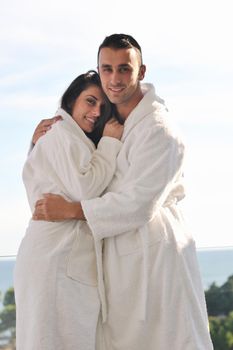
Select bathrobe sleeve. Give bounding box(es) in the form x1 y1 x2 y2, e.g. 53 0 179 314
54 135 122 201
81 125 185 240
24 125 122 205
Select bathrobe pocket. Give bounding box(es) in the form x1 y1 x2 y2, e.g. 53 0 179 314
116 219 164 256
66 222 98 286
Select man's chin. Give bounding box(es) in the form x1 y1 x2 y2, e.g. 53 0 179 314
107 96 124 104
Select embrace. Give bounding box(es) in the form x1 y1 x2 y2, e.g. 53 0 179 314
14 34 213 350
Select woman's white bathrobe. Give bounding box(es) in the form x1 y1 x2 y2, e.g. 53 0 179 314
14 108 122 350
82 84 213 350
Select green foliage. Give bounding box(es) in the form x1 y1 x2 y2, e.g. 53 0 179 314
205 275 233 316
209 316 229 349
206 276 233 350
0 287 16 337
3 287 15 308
0 305 16 333
0 280 232 349
221 277 233 314
209 313 233 350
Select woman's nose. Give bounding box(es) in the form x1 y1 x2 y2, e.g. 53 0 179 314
92 105 101 117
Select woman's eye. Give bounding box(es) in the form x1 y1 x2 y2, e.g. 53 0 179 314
87 98 95 105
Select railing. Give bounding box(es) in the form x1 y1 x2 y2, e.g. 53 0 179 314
0 249 233 350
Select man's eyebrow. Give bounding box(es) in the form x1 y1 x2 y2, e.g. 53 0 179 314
118 64 131 67
100 63 131 68
100 64 112 68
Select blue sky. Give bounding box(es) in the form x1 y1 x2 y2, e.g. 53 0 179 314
0 0 233 255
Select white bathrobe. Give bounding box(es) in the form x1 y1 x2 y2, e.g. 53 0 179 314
82 84 213 350
14 108 122 350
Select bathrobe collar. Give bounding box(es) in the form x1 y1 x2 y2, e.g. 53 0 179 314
122 83 168 142
55 107 95 148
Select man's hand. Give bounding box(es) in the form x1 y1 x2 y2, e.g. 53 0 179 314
33 194 85 221
32 116 62 145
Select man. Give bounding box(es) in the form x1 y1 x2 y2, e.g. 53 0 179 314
33 34 213 349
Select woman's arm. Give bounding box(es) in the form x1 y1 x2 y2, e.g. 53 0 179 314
33 126 184 236
27 113 123 205
31 116 123 216
48 116 123 200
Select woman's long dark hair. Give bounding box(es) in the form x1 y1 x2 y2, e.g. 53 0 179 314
60 70 113 146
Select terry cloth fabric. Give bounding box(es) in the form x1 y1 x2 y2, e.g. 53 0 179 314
14 107 122 350
81 84 214 350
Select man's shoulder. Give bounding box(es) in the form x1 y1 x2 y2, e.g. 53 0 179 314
136 108 168 131
134 111 185 148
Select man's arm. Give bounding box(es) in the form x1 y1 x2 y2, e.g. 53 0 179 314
33 194 85 221
31 116 62 145
81 126 185 240
33 126 184 239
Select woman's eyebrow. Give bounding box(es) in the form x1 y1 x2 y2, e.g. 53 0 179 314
86 95 98 100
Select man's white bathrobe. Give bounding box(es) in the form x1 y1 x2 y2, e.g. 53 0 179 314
82 84 213 350
14 108 122 350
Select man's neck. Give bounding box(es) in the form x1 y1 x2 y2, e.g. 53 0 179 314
117 88 144 120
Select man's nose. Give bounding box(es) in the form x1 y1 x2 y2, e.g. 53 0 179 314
111 71 121 85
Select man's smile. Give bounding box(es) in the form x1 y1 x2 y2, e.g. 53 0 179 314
108 87 125 93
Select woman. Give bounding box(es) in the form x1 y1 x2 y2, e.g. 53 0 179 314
14 70 123 350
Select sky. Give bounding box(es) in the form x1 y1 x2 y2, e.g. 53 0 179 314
0 0 233 255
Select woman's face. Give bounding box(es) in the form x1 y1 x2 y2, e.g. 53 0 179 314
72 85 105 133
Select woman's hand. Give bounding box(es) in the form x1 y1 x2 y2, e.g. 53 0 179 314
33 194 85 221
103 118 124 140
32 116 62 145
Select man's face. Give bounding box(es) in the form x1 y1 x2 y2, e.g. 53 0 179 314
98 47 145 107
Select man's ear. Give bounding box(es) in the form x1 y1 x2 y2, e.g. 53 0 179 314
97 66 100 74
138 64 146 81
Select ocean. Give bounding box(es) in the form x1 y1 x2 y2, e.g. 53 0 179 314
197 247 233 289
0 247 233 300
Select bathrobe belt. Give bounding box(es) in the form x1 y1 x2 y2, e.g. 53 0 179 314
95 197 178 323
94 239 108 322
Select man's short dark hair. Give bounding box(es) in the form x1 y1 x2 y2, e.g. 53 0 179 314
97 33 143 64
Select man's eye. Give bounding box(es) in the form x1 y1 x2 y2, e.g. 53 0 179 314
119 67 129 73
103 67 112 72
